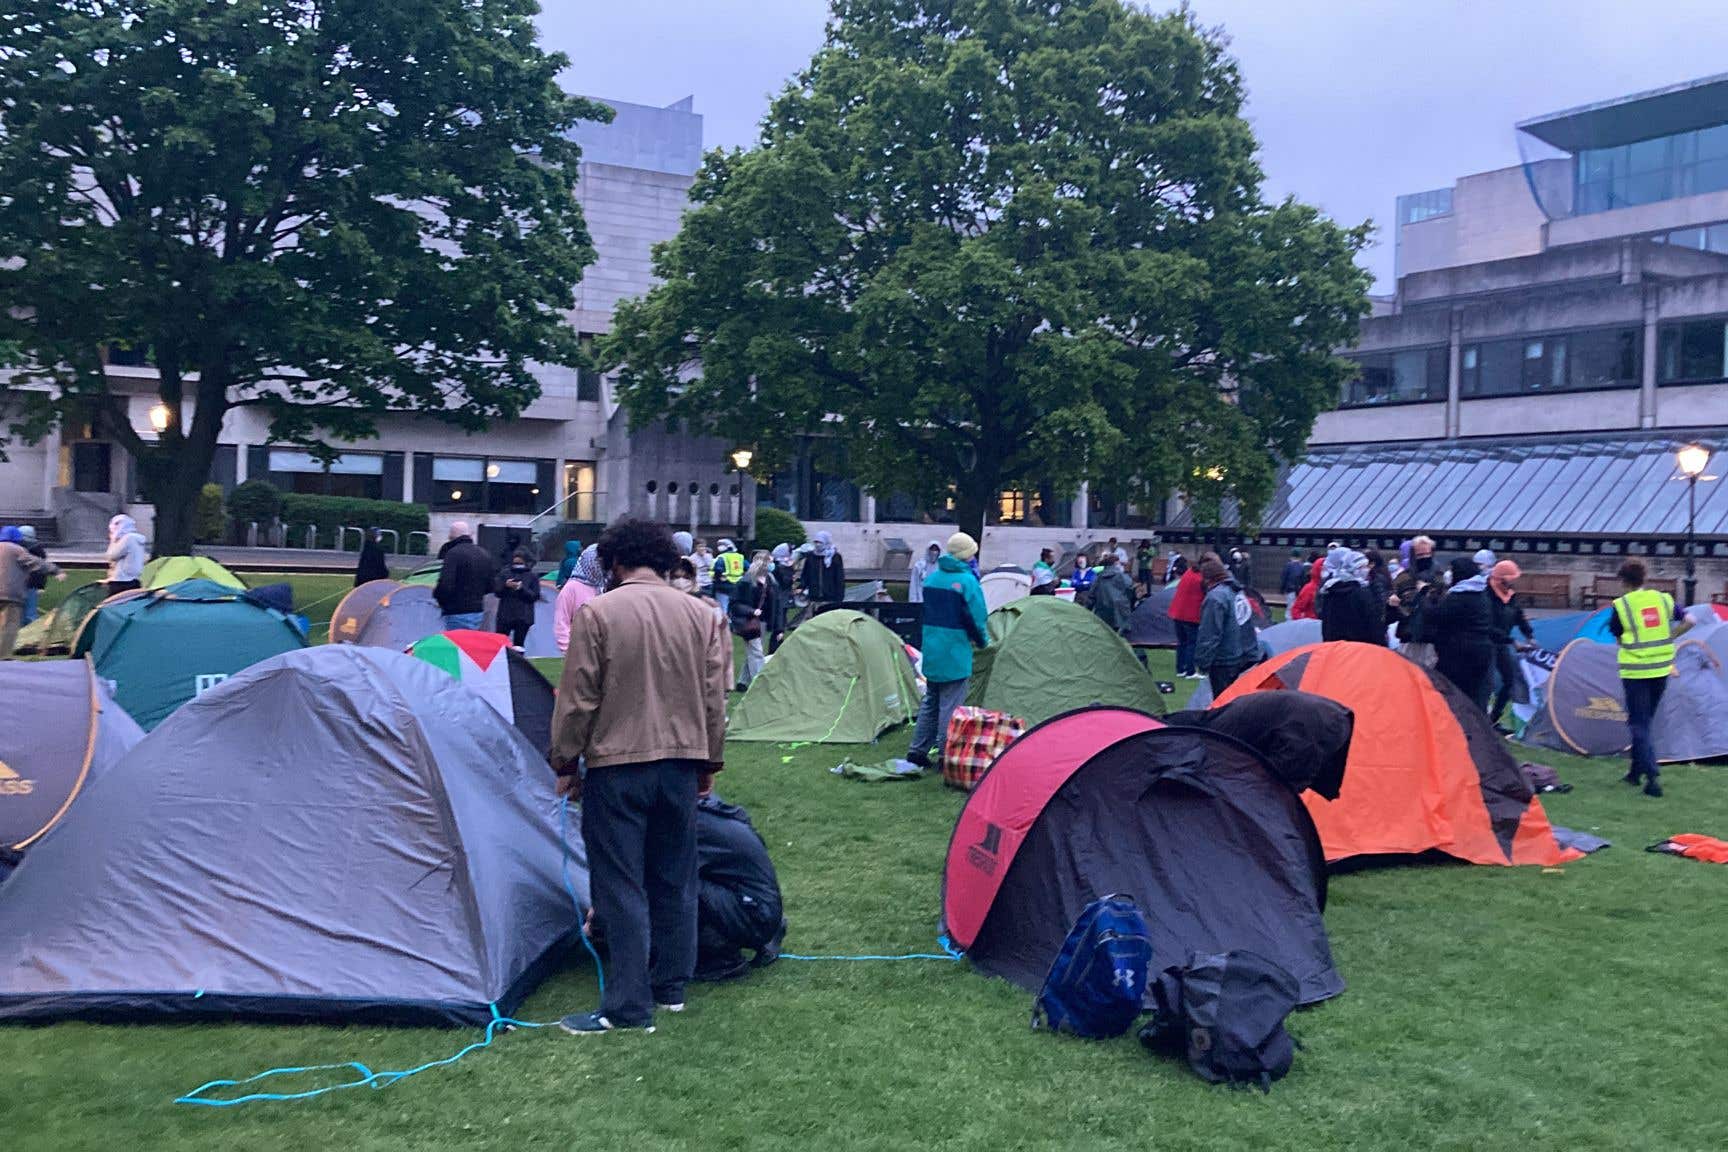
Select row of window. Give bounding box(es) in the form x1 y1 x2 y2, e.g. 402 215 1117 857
1344 317 1728 407
1576 125 1728 215
259 449 558 514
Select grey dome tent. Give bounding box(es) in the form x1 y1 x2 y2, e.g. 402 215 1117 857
0 645 587 1026
1126 583 1179 647
397 562 563 656
0 659 143 852
1521 638 1728 762
329 580 446 649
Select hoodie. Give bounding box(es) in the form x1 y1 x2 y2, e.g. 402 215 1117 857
105 515 147 583
909 540 941 604
920 553 989 683
556 540 582 588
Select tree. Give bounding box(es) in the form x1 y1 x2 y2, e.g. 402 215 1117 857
0 0 603 554
608 0 1371 544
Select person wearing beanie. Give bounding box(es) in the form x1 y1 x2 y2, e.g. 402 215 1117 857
15 524 48 625
1193 555 1259 695
1486 560 1535 732
907 532 989 769
1473 547 1497 573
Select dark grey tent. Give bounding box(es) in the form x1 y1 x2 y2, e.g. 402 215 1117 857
0 659 143 852
329 580 446 649
0 645 587 1026
1522 638 1728 762
1126 583 1179 647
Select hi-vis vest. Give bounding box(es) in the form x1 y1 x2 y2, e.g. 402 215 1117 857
718 551 746 583
1612 588 1677 679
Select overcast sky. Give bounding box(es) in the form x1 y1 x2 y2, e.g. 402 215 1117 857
539 0 1728 289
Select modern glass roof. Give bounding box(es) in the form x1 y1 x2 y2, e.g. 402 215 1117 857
1171 434 1728 538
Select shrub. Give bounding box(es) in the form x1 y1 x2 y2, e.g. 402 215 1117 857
752 506 807 552
194 483 225 543
228 479 282 528
279 494 431 553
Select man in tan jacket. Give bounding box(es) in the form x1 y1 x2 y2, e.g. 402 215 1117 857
551 517 729 1035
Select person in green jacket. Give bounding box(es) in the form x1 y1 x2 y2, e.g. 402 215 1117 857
907 533 990 769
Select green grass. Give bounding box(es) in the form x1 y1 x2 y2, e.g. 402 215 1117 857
8 649 1728 1150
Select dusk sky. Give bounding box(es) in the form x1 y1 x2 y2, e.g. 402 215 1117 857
538 1 1728 289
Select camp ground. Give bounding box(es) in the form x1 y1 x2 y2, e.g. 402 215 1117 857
728 609 919 743
393 561 563 656
407 630 557 757
968 597 1164 724
1522 637 1728 762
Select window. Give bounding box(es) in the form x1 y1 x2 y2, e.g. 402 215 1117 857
267 449 385 499
1463 328 1639 397
1658 318 1728 384
71 442 111 493
577 334 602 402
1342 347 1447 406
997 490 1027 525
1576 125 1728 215
564 462 597 522
104 343 150 368
429 456 550 513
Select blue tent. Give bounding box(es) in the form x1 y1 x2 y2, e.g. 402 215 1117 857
1529 608 1614 653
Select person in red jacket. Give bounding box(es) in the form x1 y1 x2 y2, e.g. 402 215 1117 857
1168 556 1206 679
1287 555 1324 621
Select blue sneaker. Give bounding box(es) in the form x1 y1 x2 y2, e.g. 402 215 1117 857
558 1011 654 1035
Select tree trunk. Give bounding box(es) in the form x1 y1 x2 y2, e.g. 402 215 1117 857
150 482 201 557
137 438 221 558
953 475 994 565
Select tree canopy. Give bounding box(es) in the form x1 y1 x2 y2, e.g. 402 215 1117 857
0 0 602 553
608 0 1372 541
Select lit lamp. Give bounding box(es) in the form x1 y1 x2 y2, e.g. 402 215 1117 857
1677 443 1712 606
148 403 172 433
730 449 754 538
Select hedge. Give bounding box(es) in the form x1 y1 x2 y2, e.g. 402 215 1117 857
752 506 807 552
195 484 225 544
278 494 431 554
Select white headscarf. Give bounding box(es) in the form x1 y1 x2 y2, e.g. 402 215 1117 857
814 531 835 567
1321 548 1368 591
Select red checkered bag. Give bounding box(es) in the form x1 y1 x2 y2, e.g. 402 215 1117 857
942 705 1026 791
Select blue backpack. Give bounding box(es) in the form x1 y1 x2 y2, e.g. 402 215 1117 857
1031 894 1153 1039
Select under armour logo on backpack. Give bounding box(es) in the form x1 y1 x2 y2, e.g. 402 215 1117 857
1114 966 1137 990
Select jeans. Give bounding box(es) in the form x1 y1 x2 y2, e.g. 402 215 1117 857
909 678 969 761
582 759 701 1026
1624 676 1668 783
1174 620 1198 676
1488 644 1520 722
443 611 484 631
21 588 38 626
740 636 765 687
1206 659 1251 699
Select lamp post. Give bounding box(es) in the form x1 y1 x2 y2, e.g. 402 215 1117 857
147 402 173 433
731 448 754 541
1677 443 1711 606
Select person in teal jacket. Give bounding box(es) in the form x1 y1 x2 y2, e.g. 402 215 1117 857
907 532 990 768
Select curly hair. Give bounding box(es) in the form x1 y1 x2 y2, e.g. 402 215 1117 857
596 517 680 578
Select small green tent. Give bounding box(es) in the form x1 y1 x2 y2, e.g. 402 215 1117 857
967 597 1164 725
71 578 307 730
728 609 919 743
13 581 109 655
141 555 246 590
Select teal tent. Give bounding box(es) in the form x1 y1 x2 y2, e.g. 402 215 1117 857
71 579 307 730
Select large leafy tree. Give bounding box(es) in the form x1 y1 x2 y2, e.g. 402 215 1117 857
609 0 1371 543
0 0 602 554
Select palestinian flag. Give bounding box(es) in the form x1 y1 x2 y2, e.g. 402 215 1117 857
406 630 556 757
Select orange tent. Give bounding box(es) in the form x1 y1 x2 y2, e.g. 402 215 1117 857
1215 642 1582 867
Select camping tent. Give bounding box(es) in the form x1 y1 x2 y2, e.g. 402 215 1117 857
0 645 586 1025
1184 618 1328 709
1215 642 1581 867
967 597 1163 725
980 566 1033 612
943 705 1344 1006
1521 638 1728 762
140 555 245 590
408 630 557 757
328 580 445 649
383 564 561 656
728 609 919 743
1126 584 1179 647
0 659 143 851
12 581 108 655
71 579 307 731
1529 608 1614 652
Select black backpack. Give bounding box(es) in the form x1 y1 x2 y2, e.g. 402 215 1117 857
1138 950 1300 1091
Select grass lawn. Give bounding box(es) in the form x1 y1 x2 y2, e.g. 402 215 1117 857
8 635 1728 1149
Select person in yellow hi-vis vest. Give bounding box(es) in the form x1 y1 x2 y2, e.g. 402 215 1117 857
1606 560 1691 797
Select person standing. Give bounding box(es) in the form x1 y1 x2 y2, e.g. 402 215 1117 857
551 518 729 1035
799 531 846 607
906 533 989 770
1364 548 1393 618
1029 567 1058 596
1135 540 1157 596
712 539 744 618
1473 547 1497 574
908 540 941 605
1227 548 1253 590
1607 560 1689 797
1485 560 1536 732
1430 557 1496 710
1279 548 1307 601
768 543 797 653
1164 550 1188 585
1168 558 1205 679
729 550 776 689
1 531 63 660
554 544 605 654
555 540 584 588
1089 552 1134 634
1193 556 1258 696
432 520 495 631
492 548 541 648
16 526 48 625
1318 549 1385 645
354 527 391 586
690 539 715 599
104 514 148 599
1035 547 1058 578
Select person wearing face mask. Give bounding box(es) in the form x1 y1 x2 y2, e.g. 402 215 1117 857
908 540 941 605
1430 556 1496 710
491 548 541 649
1486 561 1535 733
1389 535 1440 667
669 558 699 594
799 531 845 606
768 543 797 652
729 550 776 690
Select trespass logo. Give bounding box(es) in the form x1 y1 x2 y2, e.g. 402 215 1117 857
0 759 34 796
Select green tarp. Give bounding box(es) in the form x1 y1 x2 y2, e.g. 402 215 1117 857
728 609 919 743
966 597 1164 726
71 578 307 730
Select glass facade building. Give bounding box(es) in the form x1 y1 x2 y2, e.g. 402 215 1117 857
1576 125 1728 215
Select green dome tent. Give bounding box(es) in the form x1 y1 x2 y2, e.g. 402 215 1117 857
140 555 246 589
967 597 1164 726
71 579 307 730
728 609 919 744
13 581 109 655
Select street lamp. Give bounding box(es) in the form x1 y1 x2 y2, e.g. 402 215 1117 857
1677 443 1711 606
730 449 754 539
147 403 173 433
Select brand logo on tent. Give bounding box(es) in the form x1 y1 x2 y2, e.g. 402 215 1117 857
340 617 358 636
194 674 228 695
967 822 1003 875
0 759 33 796
1576 695 1627 722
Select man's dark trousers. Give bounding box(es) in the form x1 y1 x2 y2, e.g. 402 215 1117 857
1623 676 1668 783
582 759 701 1026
